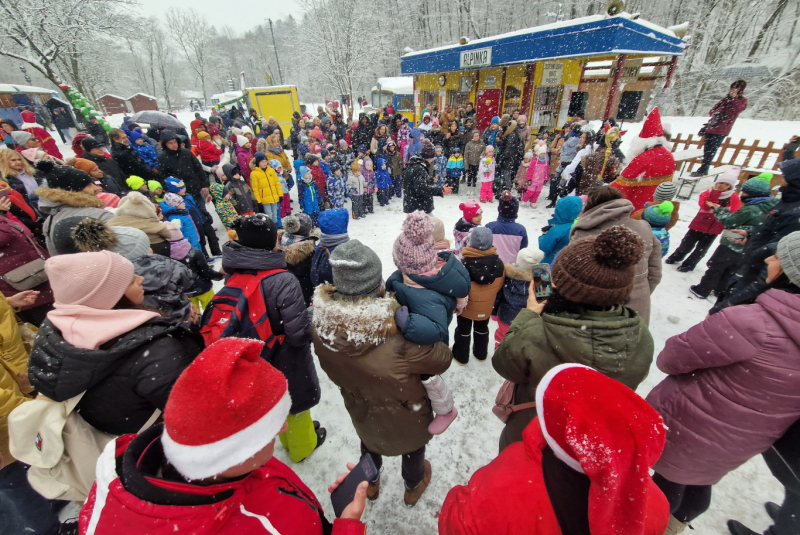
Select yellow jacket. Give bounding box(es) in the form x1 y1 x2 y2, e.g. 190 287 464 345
0 294 32 466
251 166 284 205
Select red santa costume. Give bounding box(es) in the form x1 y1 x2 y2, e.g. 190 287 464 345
611 107 674 211
19 110 63 160
438 363 670 535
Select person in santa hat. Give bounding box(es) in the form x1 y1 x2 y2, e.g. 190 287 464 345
79 337 368 535
610 107 675 211
18 110 63 160
438 363 670 535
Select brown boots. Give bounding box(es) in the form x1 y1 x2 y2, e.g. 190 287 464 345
366 476 380 501
403 460 432 507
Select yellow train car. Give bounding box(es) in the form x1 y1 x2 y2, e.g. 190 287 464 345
370 77 414 121
245 85 301 139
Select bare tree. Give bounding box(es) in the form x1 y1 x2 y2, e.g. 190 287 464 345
166 8 217 106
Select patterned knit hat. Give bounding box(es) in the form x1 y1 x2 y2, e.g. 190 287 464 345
777 231 800 287
393 211 437 275
642 201 674 228
653 181 678 202
163 192 184 208
459 201 482 222
498 191 519 219
742 176 772 197
552 226 644 307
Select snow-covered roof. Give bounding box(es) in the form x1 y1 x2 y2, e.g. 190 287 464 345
401 13 686 75
128 93 157 100
180 90 204 99
245 85 297 91
0 83 56 94
371 77 414 95
99 94 127 101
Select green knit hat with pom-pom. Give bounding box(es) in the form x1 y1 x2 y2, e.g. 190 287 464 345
643 201 674 228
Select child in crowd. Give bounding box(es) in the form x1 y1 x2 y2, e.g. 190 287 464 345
167 221 224 311
250 153 283 225
375 138 389 164
271 160 291 219
338 139 355 171
165 177 213 257
209 182 238 231
454 200 483 258
376 158 393 206
347 161 366 220
196 131 222 167
277 213 317 307
539 195 583 266
385 211 471 434
431 216 454 253
454 227 505 365
494 247 545 347
299 165 321 227
433 145 447 187
161 193 201 251
464 130 485 198
387 139 404 197
126 175 151 197
327 161 347 209
147 180 165 203
128 129 159 172
361 158 376 215
221 164 257 216
446 146 464 194
293 159 306 206
642 201 674 257
486 192 530 264
631 181 681 230
235 137 252 183
478 146 496 203
666 170 741 272
523 142 549 208
307 155 328 210
516 151 533 197
398 117 411 158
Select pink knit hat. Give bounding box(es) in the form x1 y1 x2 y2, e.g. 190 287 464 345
45 250 134 309
459 200 482 222
393 211 437 275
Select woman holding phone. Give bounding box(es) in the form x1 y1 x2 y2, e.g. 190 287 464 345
492 226 655 451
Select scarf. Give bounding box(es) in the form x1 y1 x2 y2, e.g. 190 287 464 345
266 145 283 155
719 188 734 200
319 233 349 248
48 303 159 350
281 232 302 245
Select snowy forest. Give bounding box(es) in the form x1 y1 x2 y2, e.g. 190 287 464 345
0 0 798 119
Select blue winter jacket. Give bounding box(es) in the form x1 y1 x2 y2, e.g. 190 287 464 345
385 251 471 346
300 176 321 215
375 159 393 189
161 203 202 251
539 196 583 265
496 264 531 325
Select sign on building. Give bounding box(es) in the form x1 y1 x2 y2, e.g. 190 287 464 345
541 62 564 86
619 58 643 84
460 47 493 69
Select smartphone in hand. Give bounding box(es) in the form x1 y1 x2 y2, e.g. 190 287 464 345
331 454 379 518
531 263 553 299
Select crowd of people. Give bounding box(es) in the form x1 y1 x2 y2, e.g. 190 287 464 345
0 86 797 535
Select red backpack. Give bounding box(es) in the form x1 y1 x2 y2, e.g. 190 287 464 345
200 269 286 356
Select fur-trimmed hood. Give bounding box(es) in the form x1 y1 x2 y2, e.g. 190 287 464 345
504 263 533 281
277 235 318 265
36 187 107 215
312 284 400 350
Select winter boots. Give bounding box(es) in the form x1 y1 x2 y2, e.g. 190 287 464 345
664 515 690 535
403 460 432 506
367 476 381 501
422 375 458 435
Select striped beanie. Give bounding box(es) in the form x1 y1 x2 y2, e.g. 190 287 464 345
653 181 678 202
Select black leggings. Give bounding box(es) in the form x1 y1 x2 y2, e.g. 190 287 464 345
667 229 718 270
701 133 726 169
652 473 712 523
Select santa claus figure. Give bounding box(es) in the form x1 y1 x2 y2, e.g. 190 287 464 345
611 107 674 211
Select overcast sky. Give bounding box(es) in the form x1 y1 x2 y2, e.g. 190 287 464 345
135 0 306 31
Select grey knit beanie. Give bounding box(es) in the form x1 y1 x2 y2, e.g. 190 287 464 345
777 231 800 287
110 226 150 262
469 227 494 251
331 239 383 297
653 181 678 202
295 213 313 237
283 215 301 234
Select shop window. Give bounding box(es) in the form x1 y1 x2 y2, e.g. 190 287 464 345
449 90 471 110
568 91 589 118
371 91 392 108
396 95 413 111
421 90 438 111
531 86 562 130
503 85 522 115
616 91 643 121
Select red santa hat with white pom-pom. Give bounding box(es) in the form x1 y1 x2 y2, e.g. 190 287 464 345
161 337 291 480
536 364 668 535
619 107 675 183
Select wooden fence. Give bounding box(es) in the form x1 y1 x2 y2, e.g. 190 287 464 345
670 134 796 174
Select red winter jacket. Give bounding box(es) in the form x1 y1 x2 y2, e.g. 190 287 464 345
311 165 328 202
438 420 669 535
20 110 63 160
688 189 741 235
197 139 222 162
80 429 365 535
706 96 748 136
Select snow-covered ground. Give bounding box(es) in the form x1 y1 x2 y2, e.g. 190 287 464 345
59 111 790 533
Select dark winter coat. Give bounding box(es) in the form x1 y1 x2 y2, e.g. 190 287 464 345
0 216 53 310
134 254 194 320
385 251 471 346
461 246 505 322
705 95 748 136
222 164 257 214
158 133 209 197
85 122 110 145
78 152 127 195
219 241 320 414
352 116 373 151
312 285 452 456
493 305 653 450
28 317 202 435
647 289 800 486
37 187 115 256
715 196 778 253
277 231 318 307
402 154 445 214
496 130 524 179
426 128 445 148
387 150 403 176
443 131 463 158
496 263 531 325
110 142 158 181
173 247 223 298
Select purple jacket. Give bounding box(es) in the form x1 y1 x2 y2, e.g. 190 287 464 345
486 217 528 264
647 289 800 486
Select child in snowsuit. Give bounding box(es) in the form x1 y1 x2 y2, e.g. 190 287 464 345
375 158 393 206
327 161 347 209
361 158 376 214
168 222 224 311
347 161 366 220
454 201 483 258
293 159 306 206
464 130 486 197
539 195 583 266
516 151 532 197
398 117 411 159
433 145 447 187
129 129 159 172
298 165 321 227
478 146 496 203
494 247 545 347
453 227 505 365
523 141 549 207
385 211 471 434
375 137 389 164
446 146 464 194
221 164 257 216
161 193 201 251
666 171 741 272
642 201 674 257
209 182 238 230
387 140 403 197
196 131 223 167
165 177 214 257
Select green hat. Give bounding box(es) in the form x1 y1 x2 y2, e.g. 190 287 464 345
147 180 162 192
754 171 773 183
126 175 145 191
642 201 674 228
741 177 771 197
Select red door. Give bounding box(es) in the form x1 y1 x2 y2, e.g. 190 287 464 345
476 89 503 131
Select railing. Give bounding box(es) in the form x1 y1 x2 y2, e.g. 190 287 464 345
670 134 796 173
